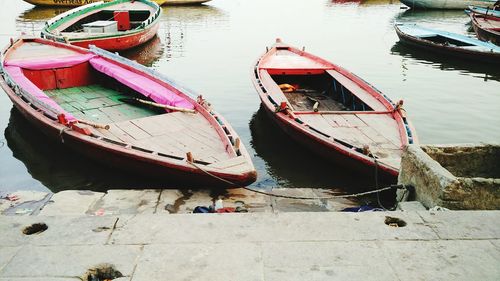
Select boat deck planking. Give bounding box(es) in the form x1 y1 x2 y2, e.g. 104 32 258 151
45 85 230 164
6 42 80 61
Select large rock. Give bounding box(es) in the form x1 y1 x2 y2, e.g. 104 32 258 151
398 144 500 210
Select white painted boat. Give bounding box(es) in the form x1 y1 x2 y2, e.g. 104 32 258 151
400 0 496 9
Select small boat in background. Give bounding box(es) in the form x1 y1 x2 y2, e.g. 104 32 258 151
466 5 500 17
41 0 161 51
251 39 417 182
470 13 500 44
400 0 496 9
0 37 257 187
22 0 169 7
395 23 500 63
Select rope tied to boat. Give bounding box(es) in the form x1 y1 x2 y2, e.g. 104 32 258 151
186 161 407 200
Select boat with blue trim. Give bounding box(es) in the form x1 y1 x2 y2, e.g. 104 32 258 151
466 5 500 17
395 23 500 63
400 0 496 9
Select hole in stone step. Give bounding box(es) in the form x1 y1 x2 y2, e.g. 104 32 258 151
22 223 48 235
384 216 407 228
81 264 123 281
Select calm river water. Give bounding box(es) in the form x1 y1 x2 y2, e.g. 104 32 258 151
0 0 499 193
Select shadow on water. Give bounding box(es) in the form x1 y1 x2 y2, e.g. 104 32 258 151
4 108 186 193
249 106 377 193
16 6 71 35
391 42 500 82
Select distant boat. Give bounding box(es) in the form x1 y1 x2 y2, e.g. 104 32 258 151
251 39 417 182
395 23 500 63
400 0 496 9
0 37 257 187
41 0 161 51
466 5 500 17
470 13 500 45
22 0 169 7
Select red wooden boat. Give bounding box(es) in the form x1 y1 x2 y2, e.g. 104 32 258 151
41 0 161 51
251 39 417 182
471 13 500 45
0 37 257 187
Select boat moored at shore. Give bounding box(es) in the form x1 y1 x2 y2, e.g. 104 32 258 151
0 37 257 187
251 39 417 182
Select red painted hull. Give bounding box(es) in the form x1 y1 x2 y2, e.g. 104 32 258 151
71 21 160 51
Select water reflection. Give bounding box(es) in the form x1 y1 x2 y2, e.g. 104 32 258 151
4 108 175 192
396 9 471 33
16 6 70 35
391 42 500 82
159 5 228 61
120 35 164 67
249 106 375 192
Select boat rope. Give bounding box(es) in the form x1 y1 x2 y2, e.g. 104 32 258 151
187 161 406 200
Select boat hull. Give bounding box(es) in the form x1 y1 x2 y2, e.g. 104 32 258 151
1 77 256 188
70 21 160 51
471 15 500 45
395 25 500 63
400 0 496 9
22 0 169 7
260 103 398 183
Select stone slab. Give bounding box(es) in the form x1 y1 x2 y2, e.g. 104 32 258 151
381 240 500 281
109 211 437 245
397 201 427 211
88 189 161 215
418 211 500 239
0 247 21 273
39 190 104 216
0 191 52 215
156 189 185 214
271 188 329 212
262 241 398 281
222 188 272 213
0 245 142 278
133 243 262 281
0 216 122 246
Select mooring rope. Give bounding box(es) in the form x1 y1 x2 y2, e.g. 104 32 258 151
187 161 405 200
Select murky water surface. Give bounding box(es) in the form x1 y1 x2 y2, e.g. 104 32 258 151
0 0 499 193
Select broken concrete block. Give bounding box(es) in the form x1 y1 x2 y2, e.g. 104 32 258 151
398 144 500 210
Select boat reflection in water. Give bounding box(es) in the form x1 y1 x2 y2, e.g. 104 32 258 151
120 35 164 67
159 5 228 61
4 108 174 193
396 9 473 33
391 42 500 82
328 0 398 6
16 6 70 35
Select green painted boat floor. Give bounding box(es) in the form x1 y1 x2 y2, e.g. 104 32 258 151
45 85 158 124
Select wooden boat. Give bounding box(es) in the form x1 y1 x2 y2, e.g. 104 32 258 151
395 23 500 63
466 5 500 17
400 0 496 9
251 39 417 182
470 13 500 45
22 0 169 7
0 37 257 187
41 0 161 51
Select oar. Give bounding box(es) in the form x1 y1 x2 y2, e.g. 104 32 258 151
119 98 196 114
77 119 110 130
